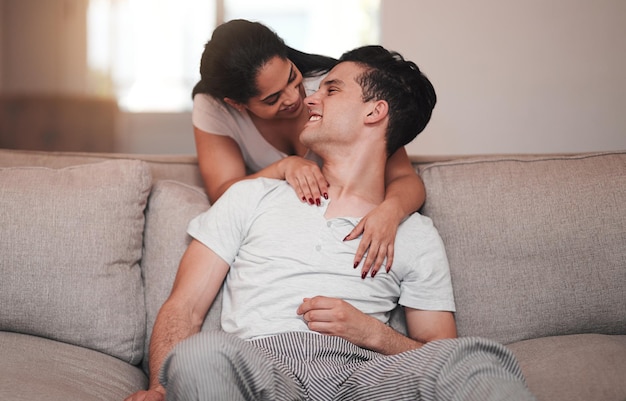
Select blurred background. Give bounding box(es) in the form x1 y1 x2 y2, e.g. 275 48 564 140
1 0 625 156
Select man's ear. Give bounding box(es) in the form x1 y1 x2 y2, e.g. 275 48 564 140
223 97 245 112
364 100 389 124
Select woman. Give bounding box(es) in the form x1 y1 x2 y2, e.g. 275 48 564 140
192 19 426 277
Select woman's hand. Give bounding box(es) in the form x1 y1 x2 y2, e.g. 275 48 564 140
344 200 403 278
281 156 329 206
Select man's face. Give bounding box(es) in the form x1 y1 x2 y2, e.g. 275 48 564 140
301 62 370 149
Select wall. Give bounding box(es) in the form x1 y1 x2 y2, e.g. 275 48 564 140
1 0 625 155
0 1 3 92
382 0 626 156
2 0 87 95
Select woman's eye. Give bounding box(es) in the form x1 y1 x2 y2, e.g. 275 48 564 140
265 96 279 106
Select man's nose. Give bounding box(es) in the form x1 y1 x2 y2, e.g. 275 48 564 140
304 91 319 106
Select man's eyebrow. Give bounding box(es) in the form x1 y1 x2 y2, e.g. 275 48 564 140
321 78 345 88
260 64 294 103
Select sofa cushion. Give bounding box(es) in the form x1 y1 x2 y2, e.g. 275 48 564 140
0 160 151 364
141 180 223 373
0 331 148 401
507 334 626 401
419 152 626 344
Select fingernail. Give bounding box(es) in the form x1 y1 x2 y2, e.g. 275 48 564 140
361 270 367 279
386 265 391 273
343 235 350 242
323 192 329 200
316 198 321 206
371 270 377 278
302 196 307 202
308 198 314 205
353 261 359 269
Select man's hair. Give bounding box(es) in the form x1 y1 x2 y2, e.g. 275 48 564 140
338 46 436 156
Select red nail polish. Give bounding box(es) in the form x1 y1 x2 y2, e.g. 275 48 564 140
353 261 359 269
323 193 329 200
344 235 350 242
302 196 307 202
316 198 321 206
308 198 314 205
361 270 367 279
371 270 377 278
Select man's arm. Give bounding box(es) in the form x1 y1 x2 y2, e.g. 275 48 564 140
125 239 230 401
297 296 456 355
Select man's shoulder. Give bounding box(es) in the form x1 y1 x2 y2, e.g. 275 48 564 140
400 212 437 233
225 178 291 202
230 177 286 191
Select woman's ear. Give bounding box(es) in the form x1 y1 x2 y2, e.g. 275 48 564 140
364 100 389 124
223 97 245 112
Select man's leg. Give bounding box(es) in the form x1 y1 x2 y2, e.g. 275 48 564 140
160 330 306 401
335 336 537 401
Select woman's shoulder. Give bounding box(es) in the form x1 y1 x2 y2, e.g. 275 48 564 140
193 92 227 112
192 93 252 138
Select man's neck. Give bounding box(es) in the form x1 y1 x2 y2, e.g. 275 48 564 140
321 152 387 219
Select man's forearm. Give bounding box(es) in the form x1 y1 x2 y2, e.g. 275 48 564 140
147 301 201 391
362 317 424 355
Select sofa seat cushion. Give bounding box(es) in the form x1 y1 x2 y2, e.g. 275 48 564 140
507 334 626 401
0 160 151 364
419 152 626 344
0 331 148 401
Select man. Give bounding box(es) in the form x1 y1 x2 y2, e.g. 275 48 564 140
127 46 535 401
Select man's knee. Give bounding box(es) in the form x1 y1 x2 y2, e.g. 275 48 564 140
160 331 244 400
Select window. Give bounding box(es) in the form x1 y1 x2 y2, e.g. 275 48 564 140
88 0 379 112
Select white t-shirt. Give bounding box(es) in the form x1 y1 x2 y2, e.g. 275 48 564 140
187 178 456 340
192 75 325 172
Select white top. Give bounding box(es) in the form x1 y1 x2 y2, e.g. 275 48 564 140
192 75 325 172
187 178 456 340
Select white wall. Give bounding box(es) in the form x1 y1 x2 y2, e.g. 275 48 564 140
382 0 626 156
2 0 625 155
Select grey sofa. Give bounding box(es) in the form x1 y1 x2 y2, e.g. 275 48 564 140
1 148 624 401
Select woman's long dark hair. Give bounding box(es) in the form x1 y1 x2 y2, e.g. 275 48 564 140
191 19 336 103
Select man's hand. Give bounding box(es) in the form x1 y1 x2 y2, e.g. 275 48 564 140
296 296 377 348
124 388 165 401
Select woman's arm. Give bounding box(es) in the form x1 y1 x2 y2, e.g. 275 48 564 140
195 127 329 204
344 147 426 277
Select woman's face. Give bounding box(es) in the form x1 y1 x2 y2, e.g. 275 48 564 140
243 56 306 120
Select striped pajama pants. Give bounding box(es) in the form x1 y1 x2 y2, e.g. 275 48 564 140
160 331 536 401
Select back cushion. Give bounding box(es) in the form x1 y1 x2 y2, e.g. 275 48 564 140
0 160 151 364
141 180 222 374
419 152 626 344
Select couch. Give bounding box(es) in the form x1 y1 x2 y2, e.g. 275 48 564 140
1 147 624 401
